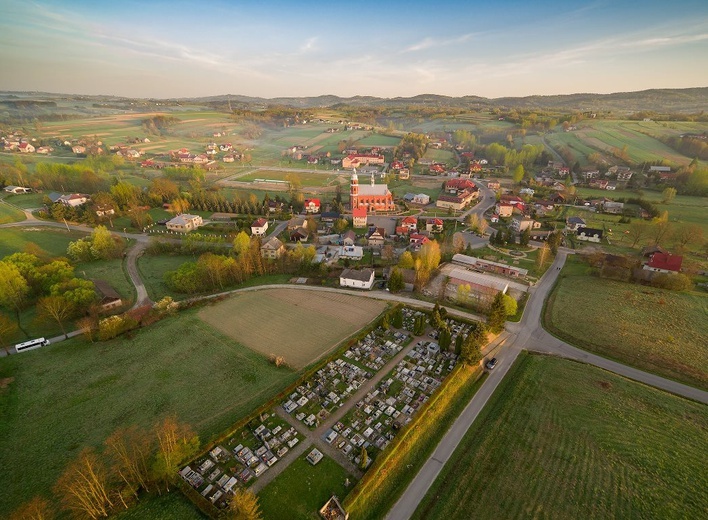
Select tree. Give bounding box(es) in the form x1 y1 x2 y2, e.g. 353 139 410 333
151 417 200 492
9 496 54 520
466 213 480 232
90 226 122 260
627 221 650 248
0 260 30 336
651 218 672 247
390 307 403 329
488 292 507 333
417 241 441 271
333 218 349 234
228 488 263 520
512 164 525 183
387 267 404 292
359 447 369 470
105 426 153 499
54 448 114 519
661 187 677 204
438 326 452 350
77 316 98 343
382 244 395 265
502 294 517 316
536 243 551 272
36 295 73 338
398 251 414 269
460 324 487 364
672 224 704 252
413 315 426 336
520 228 531 247
233 231 251 256
478 218 488 236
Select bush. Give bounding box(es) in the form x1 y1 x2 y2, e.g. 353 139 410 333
651 273 693 291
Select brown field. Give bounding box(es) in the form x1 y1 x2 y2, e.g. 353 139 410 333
197 289 387 369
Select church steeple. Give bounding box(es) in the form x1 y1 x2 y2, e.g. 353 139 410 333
350 169 359 209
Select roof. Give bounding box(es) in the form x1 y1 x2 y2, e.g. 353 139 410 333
448 268 509 292
352 207 367 218
445 178 477 191
452 254 528 276
577 226 603 237
647 252 683 272
358 184 390 196
342 229 357 240
252 218 268 227
428 218 444 225
402 216 417 224
567 216 586 225
93 279 121 300
305 198 321 206
340 268 375 282
261 236 284 250
168 214 200 226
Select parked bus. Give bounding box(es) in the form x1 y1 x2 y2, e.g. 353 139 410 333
15 337 50 353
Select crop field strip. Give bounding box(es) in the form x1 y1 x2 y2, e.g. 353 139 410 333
197 289 387 369
412 353 708 520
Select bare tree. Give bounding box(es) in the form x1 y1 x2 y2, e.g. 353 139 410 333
36 295 73 339
105 426 153 498
151 417 199 492
54 448 114 519
0 314 18 355
627 221 650 248
9 496 54 520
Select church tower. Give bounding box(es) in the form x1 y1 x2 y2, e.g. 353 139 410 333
350 169 359 210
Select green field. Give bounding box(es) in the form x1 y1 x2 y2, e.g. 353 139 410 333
354 134 401 147
76 258 135 302
0 202 26 224
238 169 347 187
1 193 47 209
258 455 354 520
545 256 708 389
0 226 88 258
138 254 196 300
113 492 204 520
0 310 298 515
413 353 708 520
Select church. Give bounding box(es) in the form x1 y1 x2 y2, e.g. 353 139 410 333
350 169 395 212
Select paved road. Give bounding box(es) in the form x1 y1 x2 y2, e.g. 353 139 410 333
386 250 708 519
125 240 152 308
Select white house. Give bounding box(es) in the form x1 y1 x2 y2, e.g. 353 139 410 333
340 268 375 290
3 185 31 194
251 218 269 236
166 214 203 233
576 227 603 243
340 245 364 260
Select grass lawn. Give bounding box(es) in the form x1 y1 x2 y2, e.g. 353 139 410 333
412 353 708 520
354 134 401 147
76 258 136 302
545 256 708 390
0 227 88 259
138 254 197 300
239 169 346 187
1 193 46 209
258 454 354 520
0 202 26 224
113 492 205 520
0 310 298 516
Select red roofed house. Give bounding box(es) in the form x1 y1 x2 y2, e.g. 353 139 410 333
426 218 444 233
304 198 321 214
342 154 385 169
251 218 269 236
401 216 418 232
643 252 683 274
352 207 367 228
500 195 525 211
495 203 514 218
409 234 430 247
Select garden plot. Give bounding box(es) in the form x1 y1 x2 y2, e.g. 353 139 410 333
282 326 410 429
198 289 387 369
180 412 305 510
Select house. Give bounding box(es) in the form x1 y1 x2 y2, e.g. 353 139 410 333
304 199 321 213
251 218 269 236
565 216 586 231
18 142 35 153
342 154 385 169
340 245 363 260
649 165 671 173
261 237 285 259
426 218 444 233
321 211 340 223
288 217 306 230
57 194 90 207
511 216 540 233
401 216 418 232
367 227 385 248
352 207 367 228
452 254 528 278
603 201 624 214
589 179 609 190
72 145 86 155
3 185 31 194
436 190 478 211
340 268 375 290
500 195 525 211
342 230 357 246
576 227 603 242
490 214 499 223
93 279 123 312
519 188 535 196
495 203 514 218
166 214 203 232
223 154 235 163
412 193 431 205
409 233 430 247
486 180 500 190
398 168 410 180
290 227 309 242
641 245 668 258
582 169 600 180
643 252 683 274
267 200 284 213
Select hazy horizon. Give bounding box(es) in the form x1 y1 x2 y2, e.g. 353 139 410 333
2 0 707 99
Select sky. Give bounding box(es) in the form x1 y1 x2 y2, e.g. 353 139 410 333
1 0 707 99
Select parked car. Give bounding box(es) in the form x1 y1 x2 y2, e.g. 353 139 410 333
485 358 498 370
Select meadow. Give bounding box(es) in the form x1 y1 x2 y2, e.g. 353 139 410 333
0 226 87 258
258 454 354 520
0 310 299 516
198 289 387 369
412 353 708 520
0 200 26 224
238 169 347 187
545 256 708 389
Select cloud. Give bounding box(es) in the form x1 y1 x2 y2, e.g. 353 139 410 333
402 32 477 53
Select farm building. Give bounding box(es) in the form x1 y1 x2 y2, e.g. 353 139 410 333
166 214 203 233
446 268 509 309
3 185 31 194
643 252 683 274
452 254 528 278
93 279 123 312
340 268 375 290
